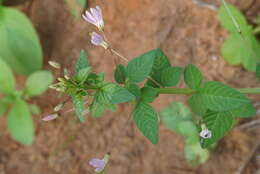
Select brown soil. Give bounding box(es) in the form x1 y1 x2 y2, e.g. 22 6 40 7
0 0 260 174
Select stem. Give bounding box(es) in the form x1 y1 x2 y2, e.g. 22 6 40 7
110 48 129 62
237 88 260 94
157 88 197 94
157 88 260 95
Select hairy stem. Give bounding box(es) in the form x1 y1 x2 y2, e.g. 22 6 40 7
157 88 260 95
237 88 260 94
157 88 197 94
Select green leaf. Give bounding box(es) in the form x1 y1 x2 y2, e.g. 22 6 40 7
256 63 260 81
230 103 256 118
221 33 260 72
149 48 171 81
218 3 250 35
161 102 193 133
0 8 43 75
0 96 13 116
188 94 207 116
184 142 209 165
177 121 198 142
111 86 136 104
184 64 203 90
140 86 158 103
126 51 155 83
200 81 249 112
133 102 159 144
76 67 91 83
126 83 141 98
0 58 15 94
29 104 41 115
201 111 234 148
26 71 53 96
160 66 182 87
90 100 106 118
75 50 90 74
7 98 34 145
90 84 116 117
114 64 127 84
72 95 85 122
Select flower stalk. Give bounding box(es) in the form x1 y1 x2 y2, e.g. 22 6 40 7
157 87 260 95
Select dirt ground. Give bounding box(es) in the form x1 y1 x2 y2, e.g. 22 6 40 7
0 0 260 173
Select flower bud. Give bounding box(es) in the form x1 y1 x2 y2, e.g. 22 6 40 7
90 32 109 49
54 103 64 112
48 61 61 69
42 114 58 121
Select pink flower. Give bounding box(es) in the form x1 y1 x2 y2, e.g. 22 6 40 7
83 6 104 31
42 114 58 121
90 32 109 49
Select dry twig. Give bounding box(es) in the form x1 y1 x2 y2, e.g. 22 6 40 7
192 0 218 11
235 140 260 174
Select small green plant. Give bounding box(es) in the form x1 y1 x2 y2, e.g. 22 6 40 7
219 3 260 72
161 102 209 165
50 48 258 148
45 1 260 172
0 3 43 75
0 59 53 145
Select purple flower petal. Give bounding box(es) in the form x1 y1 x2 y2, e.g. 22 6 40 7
82 11 96 25
89 158 106 173
91 32 105 46
83 6 104 30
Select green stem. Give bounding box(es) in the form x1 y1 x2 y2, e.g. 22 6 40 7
157 88 260 95
157 88 197 94
237 88 260 94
